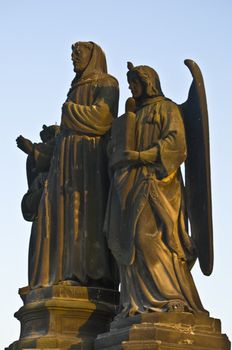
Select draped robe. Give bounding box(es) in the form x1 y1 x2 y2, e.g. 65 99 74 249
29 45 119 288
106 96 206 316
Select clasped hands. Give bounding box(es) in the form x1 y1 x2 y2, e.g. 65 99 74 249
111 147 158 170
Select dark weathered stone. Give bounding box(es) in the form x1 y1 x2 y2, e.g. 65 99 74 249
95 312 230 350
11 46 230 350
6 286 119 350
106 61 210 317
16 41 119 290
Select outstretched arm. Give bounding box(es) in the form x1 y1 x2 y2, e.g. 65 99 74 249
16 135 33 155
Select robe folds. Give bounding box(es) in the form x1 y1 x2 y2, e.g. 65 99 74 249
28 57 119 288
106 96 206 316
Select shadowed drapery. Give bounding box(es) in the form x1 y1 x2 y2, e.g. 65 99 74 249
28 42 119 289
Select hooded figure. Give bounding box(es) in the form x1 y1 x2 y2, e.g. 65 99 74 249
105 63 206 317
28 42 119 289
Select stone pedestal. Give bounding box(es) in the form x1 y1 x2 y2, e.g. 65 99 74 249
6 285 119 350
95 312 231 350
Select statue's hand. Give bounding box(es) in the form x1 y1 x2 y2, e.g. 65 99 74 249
111 150 139 169
16 135 33 155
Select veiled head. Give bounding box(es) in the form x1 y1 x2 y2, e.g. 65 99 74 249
71 42 93 74
71 41 107 77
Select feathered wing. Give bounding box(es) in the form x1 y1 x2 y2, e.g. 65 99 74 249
180 59 213 276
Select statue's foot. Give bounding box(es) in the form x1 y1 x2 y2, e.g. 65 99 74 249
166 300 186 312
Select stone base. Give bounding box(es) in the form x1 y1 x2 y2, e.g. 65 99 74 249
6 285 119 350
95 312 231 350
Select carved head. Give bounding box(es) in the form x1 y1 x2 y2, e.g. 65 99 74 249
71 41 107 77
71 42 93 74
127 62 164 99
40 124 60 143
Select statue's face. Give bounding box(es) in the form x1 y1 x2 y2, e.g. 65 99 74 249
128 76 144 99
71 42 92 74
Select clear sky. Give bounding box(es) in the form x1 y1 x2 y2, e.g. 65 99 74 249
0 0 231 348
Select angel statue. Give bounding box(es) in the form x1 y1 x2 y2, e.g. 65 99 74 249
105 60 213 318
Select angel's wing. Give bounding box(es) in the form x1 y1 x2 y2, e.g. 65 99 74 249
180 59 213 276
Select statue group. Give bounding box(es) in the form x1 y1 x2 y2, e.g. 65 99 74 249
13 41 230 350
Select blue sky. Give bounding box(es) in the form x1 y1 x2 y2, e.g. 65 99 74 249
0 0 231 348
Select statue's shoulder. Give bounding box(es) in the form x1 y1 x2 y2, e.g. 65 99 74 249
160 97 177 107
97 72 119 88
158 97 181 114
